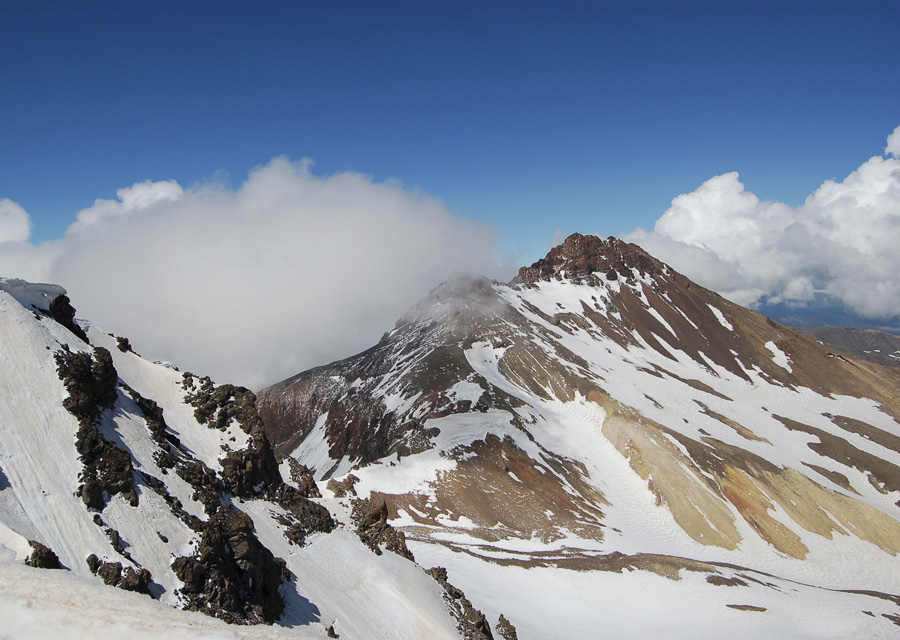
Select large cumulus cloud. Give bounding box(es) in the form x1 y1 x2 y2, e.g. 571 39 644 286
1 157 500 388
625 128 900 321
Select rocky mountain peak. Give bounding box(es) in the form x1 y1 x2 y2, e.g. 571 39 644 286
513 232 662 284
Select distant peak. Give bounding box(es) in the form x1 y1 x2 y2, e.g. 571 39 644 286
512 233 661 285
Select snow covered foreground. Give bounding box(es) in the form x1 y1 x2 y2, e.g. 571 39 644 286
0 558 318 640
0 279 466 639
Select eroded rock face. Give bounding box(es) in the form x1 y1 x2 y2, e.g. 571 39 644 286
172 506 288 624
182 373 284 500
326 474 359 498
55 346 138 509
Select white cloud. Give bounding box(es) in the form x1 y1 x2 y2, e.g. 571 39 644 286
624 130 900 320
0 157 501 389
886 125 900 158
0 199 32 244
68 180 183 235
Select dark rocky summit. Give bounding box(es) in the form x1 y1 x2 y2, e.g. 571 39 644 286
514 233 662 284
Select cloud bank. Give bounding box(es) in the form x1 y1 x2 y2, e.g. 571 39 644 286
1 158 500 389
625 127 900 323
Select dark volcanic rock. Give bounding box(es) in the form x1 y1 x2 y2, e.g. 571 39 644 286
86 553 152 595
141 472 204 532
184 374 260 434
55 346 118 418
48 293 89 343
175 459 224 515
219 432 281 498
172 506 288 624
55 346 138 509
351 496 414 561
268 482 335 546
182 373 284 499
115 335 132 353
25 541 62 569
128 389 179 471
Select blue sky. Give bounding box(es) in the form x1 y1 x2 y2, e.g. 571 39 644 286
2 1 899 385
3 1 898 258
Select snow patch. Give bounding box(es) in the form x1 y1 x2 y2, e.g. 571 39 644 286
765 341 792 372
708 304 734 331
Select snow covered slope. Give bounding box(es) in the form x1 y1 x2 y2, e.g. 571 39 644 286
0 277 470 639
259 233 900 639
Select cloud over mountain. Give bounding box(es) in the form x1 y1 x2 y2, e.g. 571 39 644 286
0 157 499 388
625 127 900 322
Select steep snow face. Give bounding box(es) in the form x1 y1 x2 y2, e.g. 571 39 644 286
0 281 467 640
260 233 900 639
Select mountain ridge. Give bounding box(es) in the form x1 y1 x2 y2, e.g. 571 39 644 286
258 232 900 638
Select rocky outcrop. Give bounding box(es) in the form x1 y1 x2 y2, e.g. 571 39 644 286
48 293 89 343
327 474 359 498
495 615 518 640
351 496 414 561
115 335 133 353
426 567 494 640
86 554 152 595
182 373 284 499
269 482 334 546
287 458 320 498
220 433 282 498
25 541 62 569
140 472 203 532
183 374 260 433
55 346 137 509
171 506 288 624
179 373 335 546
